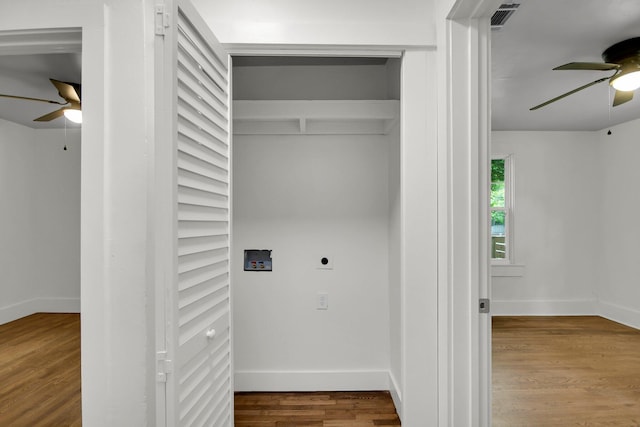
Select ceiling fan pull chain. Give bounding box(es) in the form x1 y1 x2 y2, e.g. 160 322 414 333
607 87 612 136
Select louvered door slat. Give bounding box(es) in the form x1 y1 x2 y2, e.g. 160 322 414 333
178 136 229 171
178 103 228 145
177 25 228 93
178 262 228 291
177 60 227 112
178 120 228 153
178 235 228 256
178 168 228 197
164 1 232 426
178 75 228 131
178 150 229 184
178 187 228 211
177 221 227 239
176 47 227 108
179 275 228 310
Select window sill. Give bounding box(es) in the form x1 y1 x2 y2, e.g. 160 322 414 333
491 264 525 277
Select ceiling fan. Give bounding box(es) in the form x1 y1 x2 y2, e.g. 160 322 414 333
531 37 640 110
0 78 82 123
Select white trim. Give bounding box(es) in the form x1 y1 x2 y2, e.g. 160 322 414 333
492 300 640 330
492 299 597 316
388 371 403 421
233 100 399 135
400 49 439 425
0 28 81 55
476 17 492 426
441 1 504 425
491 264 525 277
234 370 390 392
228 43 236 427
441 15 491 427
598 300 640 330
0 297 80 325
228 46 403 58
153 1 173 424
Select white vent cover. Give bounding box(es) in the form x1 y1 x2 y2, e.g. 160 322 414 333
491 3 520 30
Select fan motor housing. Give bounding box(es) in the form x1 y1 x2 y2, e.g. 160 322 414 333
602 37 640 63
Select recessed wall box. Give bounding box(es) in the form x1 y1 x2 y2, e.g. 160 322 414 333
244 249 272 271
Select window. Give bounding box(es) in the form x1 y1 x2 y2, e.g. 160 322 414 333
491 155 512 263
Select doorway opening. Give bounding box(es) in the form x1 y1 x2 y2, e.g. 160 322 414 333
0 29 82 425
230 55 403 416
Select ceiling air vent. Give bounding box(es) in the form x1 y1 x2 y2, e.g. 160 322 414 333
491 3 520 30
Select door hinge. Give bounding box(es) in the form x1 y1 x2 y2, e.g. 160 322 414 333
479 298 490 314
156 350 173 383
155 5 170 36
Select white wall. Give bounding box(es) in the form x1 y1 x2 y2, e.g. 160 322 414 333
491 131 601 315
33 129 81 306
233 133 392 390
492 122 640 328
598 118 640 328
0 119 80 324
387 119 402 407
192 0 436 47
0 120 37 322
233 64 394 100
385 59 402 407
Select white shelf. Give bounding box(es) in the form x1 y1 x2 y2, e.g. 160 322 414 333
233 100 399 135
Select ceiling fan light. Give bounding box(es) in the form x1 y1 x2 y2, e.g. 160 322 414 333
64 108 82 124
611 70 640 92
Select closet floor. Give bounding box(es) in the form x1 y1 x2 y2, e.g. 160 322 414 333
235 391 401 426
0 313 81 426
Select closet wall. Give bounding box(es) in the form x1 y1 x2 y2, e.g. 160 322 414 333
232 58 402 391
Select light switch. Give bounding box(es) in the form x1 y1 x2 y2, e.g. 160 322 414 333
317 292 329 310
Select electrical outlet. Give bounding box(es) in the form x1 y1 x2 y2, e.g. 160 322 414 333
317 292 329 310
316 255 333 270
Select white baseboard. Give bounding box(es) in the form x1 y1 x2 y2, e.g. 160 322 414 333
492 299 597 316
388 370 402 421
0 297 80 325
598 300 640 330
234 370 390 392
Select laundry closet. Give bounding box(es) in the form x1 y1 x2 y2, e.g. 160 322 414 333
231 56 403 394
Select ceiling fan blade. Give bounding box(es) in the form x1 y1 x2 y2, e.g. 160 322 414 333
613 90 634 107
50 78 81 103
530 77 609 110
554 62 620 71
0 93 66 105
34 107 66 122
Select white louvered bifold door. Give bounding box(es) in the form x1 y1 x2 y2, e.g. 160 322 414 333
159 1 232 425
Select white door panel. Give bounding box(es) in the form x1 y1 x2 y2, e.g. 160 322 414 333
158 1 232 425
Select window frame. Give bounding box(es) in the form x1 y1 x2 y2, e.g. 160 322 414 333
490 154 513 265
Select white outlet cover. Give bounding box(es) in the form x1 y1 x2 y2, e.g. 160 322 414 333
317 292 329 310
316 254 333 270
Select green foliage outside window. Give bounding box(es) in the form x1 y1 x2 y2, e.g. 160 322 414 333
491 159 505 226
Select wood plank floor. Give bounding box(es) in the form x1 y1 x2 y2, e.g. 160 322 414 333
5 313 638 426
234 391 401 426
493 316 640 426
0 313 81 427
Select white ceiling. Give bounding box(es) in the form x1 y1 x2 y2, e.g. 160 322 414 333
492 0 640 131
1 3 639 132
